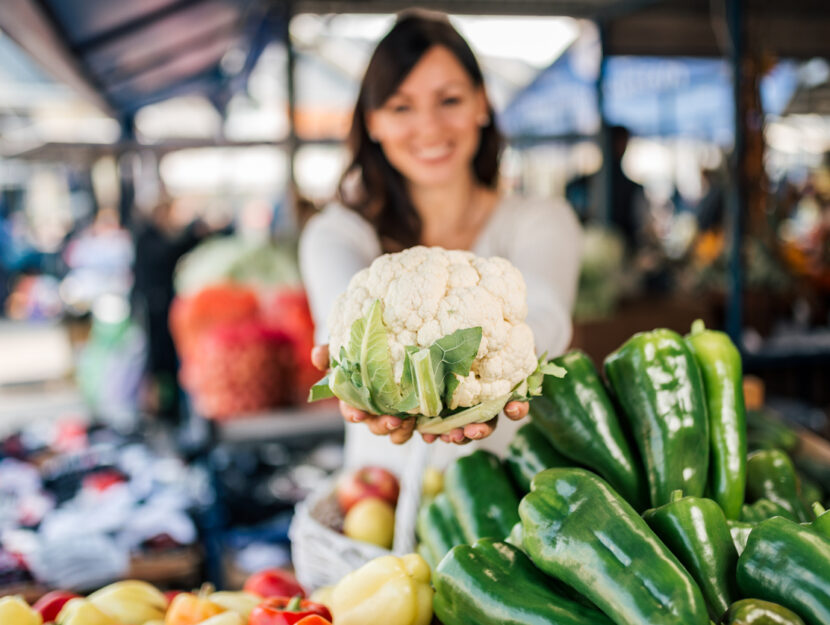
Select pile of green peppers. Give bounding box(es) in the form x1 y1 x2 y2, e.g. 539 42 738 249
417 322 830 625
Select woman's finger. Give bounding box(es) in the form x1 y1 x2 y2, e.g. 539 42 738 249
463 419 496 440
439 428 467 444
311 344 330 371
339 400 367 423
420 433 438 444
389 418 415 445
504 401 529 420
366 414 402 436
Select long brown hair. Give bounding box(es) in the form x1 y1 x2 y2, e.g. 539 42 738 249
337 11 503 252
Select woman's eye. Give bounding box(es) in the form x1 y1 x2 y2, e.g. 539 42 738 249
442 96 461 106
390 104 410 113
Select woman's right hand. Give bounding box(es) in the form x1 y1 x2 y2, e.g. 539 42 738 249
311 344 416 444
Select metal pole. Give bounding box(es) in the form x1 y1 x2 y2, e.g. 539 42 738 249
725 0 745 344
284 1 298 195
597 20 612 226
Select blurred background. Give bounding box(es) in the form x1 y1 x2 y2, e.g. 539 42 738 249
0 0 828 597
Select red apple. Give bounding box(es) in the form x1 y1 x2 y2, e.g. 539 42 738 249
244 568 305 599
336 466 399 513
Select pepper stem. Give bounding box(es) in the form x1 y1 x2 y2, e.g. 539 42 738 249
814 502 827 517
690 319 706 335
287 595 303 612
670 490 684 503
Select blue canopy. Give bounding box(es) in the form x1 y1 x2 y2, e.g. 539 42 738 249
500 50 800 145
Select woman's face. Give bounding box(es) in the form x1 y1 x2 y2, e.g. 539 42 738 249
366 45 489 190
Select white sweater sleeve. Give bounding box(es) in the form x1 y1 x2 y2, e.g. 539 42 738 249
299 204 382 345
476 197 582 357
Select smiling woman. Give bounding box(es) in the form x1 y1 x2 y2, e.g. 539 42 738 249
299 10 583 468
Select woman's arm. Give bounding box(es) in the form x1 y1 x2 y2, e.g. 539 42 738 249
506 198 583 357
299 205 381 345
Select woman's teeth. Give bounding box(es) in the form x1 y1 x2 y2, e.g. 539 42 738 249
415 145 452 160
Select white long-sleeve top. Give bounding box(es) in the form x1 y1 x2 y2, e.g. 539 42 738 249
299 194 583 469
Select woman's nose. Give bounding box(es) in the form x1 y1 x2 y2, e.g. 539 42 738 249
414 105 444 137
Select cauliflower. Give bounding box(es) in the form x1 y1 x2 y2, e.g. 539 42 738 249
309 246 564 434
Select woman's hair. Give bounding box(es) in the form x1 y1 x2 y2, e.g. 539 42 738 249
337 11 502 252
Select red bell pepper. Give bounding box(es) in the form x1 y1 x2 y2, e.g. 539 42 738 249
32 590 80 622
294 616 332 625
249 596 332 625
244 569 305 598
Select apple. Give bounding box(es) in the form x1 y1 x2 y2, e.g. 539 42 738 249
243 568 305 599
336 466 400 513
343 497 395 548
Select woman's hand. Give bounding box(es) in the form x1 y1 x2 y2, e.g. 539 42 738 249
311 344 529 445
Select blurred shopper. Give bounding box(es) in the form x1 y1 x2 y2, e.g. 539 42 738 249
131 197 208 423
299 11 582 465
608 125 647 253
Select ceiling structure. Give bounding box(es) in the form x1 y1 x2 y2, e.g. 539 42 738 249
0 0 826 141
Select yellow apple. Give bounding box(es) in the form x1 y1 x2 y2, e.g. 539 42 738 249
343 497 395 548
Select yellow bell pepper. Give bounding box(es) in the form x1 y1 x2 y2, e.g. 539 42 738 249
331 553 433 625
0 596 42 625
198 613 245 625
309 585 334 610
164 587 225 625
57 598 119 625
88 579 168 625
208 592 262 619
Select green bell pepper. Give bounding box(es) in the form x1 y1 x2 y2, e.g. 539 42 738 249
685 320 747 520
416 493 466 569
737 516 830 625
604 329 710 507
505 422 571 494
746 450 812 523
529 350 648 510
799 473 825 511
433 538 612 625
521 468 709 625
720 599 806 625
727 520 754 556
444 450 519 543
643 490 739 620
740 498 796 523
812 503 830 539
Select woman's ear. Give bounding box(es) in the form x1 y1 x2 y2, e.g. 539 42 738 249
365 111 380 142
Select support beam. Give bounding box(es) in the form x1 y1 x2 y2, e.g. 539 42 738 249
726 0 745 344
0 0 114 115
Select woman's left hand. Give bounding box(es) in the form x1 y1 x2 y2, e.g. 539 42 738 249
420 400 529 445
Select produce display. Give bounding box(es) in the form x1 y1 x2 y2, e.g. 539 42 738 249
169 236 318 419
309 246 565 433
411 321 830 625
7 317 829 625
0 570 328 625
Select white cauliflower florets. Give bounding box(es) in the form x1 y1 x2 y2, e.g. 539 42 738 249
327 246 539 409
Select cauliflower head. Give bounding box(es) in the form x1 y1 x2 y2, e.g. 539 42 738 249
310 246 564 434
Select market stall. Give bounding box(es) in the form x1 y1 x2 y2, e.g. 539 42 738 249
0 0 829 624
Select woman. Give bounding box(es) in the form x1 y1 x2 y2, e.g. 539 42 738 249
300 11 582 466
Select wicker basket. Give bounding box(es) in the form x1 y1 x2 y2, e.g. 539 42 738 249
290 440 430 590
